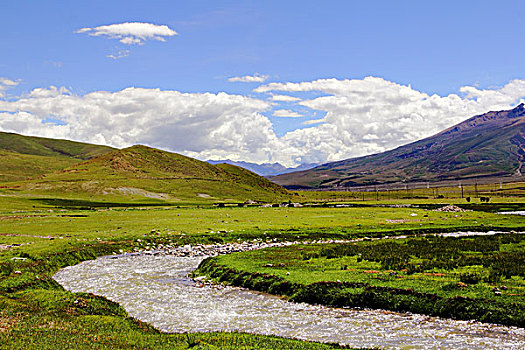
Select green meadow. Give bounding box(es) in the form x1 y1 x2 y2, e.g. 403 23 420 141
0 189 524 349
198 233 524 326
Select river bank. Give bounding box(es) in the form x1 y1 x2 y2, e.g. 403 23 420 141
195 232 525 327
54 251 525 349
2 203 524 349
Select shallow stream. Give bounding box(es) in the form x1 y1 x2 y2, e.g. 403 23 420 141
54 252 525 349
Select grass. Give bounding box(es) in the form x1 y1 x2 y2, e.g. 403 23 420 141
1 287 348 349
1 198 524 260
1 131 523 347
0 191 524 348
0 131 114 159
0 214 356 349
0 132 114 182
197 233 525 326
0 145 291 204
294 181 525 203
0 150 81 182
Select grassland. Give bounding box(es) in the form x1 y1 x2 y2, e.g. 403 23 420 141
0 131 114 159
295 180 525 203
1 126 523 348
0 191 524 349
0 145 291 204
0 131 114 182
197 233 524 326
0 132 291 204
0 150 82 182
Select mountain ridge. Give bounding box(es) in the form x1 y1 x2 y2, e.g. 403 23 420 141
206 159 318 176
270 104 525 189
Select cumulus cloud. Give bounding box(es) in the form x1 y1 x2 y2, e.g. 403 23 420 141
228 73 268 83
0 78 19 87
76 22 177 45
0 78 20 98
260 77 525 164
0 87 280 164
1 77 524 167
272 109 304 118
270 94 301 102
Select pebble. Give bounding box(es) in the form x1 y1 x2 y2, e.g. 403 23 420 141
433 205 471 212
128 239 354 258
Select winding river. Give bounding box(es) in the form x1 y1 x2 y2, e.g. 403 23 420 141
54 247 525 350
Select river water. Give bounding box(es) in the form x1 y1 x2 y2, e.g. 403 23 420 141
54 252 525 349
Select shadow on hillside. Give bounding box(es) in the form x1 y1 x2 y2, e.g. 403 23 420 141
30 198 175 209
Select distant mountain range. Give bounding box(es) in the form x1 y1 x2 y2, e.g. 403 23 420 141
206 159 318 176
271 104 525 189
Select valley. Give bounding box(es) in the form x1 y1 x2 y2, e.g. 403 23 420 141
0 113 524 349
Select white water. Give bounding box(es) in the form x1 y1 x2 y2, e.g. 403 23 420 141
54 254 525 349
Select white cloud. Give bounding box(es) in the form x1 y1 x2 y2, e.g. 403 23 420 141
1 77 524 168
0 87 280 164
270 94 301 102
228 73 268 83
0 78 20 98
108 49 130 60
0 78 19 87
272 109 304 118
302 118 326 125
76 22 177 45
261 77 525 164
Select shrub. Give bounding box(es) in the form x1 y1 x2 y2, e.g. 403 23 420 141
459 272 482 284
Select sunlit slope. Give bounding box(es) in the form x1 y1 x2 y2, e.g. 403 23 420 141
19 145 290 202
0 132 115 181
272 104 525 189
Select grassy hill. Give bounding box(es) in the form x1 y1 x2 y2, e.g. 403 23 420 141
0 132 114 182
11 145 290 203
271 104 525 189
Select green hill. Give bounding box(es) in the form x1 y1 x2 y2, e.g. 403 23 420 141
0 132 115 181
271 104 525 189
0 131 115 159
16 145 290 203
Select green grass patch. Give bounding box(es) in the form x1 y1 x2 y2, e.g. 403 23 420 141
1 201 524 348
0 239 352 349
197 233 525 327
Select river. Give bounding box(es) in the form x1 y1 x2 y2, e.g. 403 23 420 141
53 247 525 349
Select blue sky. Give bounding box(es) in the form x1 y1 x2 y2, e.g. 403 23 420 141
1 1 524 165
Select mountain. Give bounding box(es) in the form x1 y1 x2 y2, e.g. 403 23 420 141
19 145 290 202
271 104 525 189
206 159 318 176
0 132 115 181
